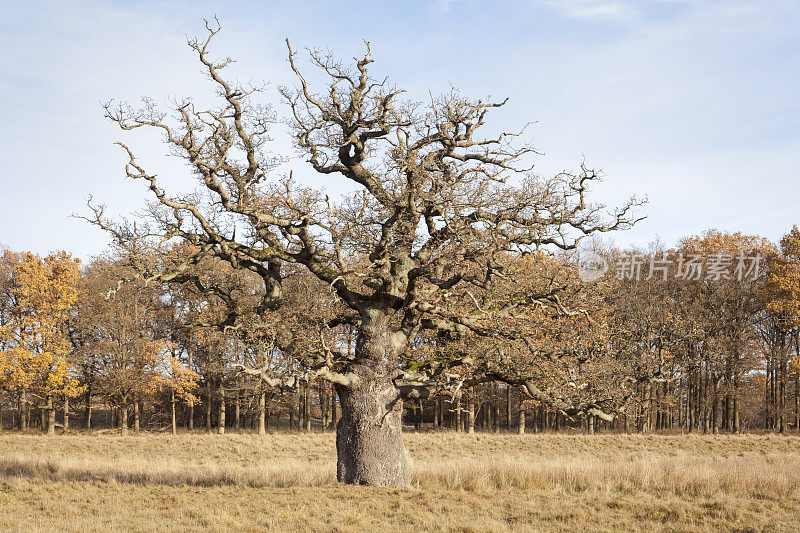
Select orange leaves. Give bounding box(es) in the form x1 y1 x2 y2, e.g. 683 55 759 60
159 351 200 405
767 226 800 329
0 251 83 399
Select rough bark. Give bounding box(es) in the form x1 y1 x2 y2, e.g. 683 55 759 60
334 322 412 487
335 377 412 487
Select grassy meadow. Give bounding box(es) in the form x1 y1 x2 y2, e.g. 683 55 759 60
0 430 799 531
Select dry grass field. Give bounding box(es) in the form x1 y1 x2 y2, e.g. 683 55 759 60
0 431 799 532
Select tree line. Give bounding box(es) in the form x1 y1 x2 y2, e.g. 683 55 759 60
1 226 798 437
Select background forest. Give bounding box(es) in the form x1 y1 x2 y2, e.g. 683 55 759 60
2 226 798 437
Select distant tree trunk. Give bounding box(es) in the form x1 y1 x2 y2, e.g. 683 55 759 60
218 385 226 435
518 405 525 435
506 385 512 431
417 399 423 430
305 381 312 432
467 389 475 434
46 394 55 436
320 382 329 430
780 350 788 434
795 373 799 433
205 388 212 431
171 390 177 435
687 372 694 433
133 396 140 433
331 390 339 430
258 390 266 435
641 382 651 434
712 379 720 435
493 383 500 433
765 352 773 430
455 395 462 433
19 391 27 431
733 375 741 434
119 404 128 436
63 396 69 432
702 361 710 434
234 388 241 431
187 350 194 431
587 414 595 435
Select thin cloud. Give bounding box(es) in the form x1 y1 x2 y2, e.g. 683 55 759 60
430 0 464 15
544 0 638 22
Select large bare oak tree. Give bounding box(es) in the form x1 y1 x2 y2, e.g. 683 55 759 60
90 20 642 487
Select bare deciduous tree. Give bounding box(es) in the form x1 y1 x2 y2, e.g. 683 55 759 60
89 20 642 487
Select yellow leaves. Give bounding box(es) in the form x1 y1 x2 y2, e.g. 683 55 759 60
162 354 200 405
0 251 82 398
767 226 800 329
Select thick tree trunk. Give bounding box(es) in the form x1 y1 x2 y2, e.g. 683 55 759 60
335 376 411 487
334 320 412 487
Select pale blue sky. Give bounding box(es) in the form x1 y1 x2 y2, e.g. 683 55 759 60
1 0 798 258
